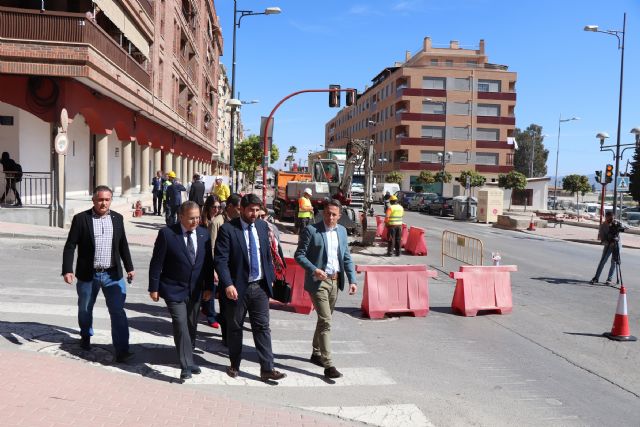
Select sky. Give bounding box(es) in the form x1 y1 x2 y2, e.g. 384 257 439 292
214 0 640 176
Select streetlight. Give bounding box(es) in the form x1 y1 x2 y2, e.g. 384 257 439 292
229 1 281 192
553 115 580 209
584 13 625 216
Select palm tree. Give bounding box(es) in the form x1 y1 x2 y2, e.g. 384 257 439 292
285 154 295 170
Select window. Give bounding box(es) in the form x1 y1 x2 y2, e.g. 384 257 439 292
477 104 500 116
431 59 439 66
449 102 470 115
476 153 499 165
423 77 446 90
450 151 469 164
445 60 453 67
477 79 501 92
450 127 469 140
420 151 441 163
452 78 470 91
476 128 500 141
422 101 445 114
421 126 445 139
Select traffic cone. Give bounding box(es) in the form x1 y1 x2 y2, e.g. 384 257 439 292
603 285 637 342
527 215 536 231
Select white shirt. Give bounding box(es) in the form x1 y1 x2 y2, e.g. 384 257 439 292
180 224 198 257
324 224 340 275
240 218 263 282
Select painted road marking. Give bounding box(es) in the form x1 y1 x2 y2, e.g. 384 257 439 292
303 404 433 427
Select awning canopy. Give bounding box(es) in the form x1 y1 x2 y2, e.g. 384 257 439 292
94 0 150 59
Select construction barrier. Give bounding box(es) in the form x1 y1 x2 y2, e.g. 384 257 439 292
404 226 427 255
441 230 484 267
375 215 385 237
603 285 637 341
449 265 517 317
270 258 314 314
400 223 409 248
356 264 436 319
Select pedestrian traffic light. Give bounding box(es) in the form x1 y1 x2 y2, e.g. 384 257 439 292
605 164 614 183
595 170 602 183
346 89 356 106
329 84 341 108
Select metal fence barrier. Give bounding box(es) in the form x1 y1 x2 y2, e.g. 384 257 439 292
0 171 52 206
441 229 484 266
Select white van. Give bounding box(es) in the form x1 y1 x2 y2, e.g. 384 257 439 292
373 183 400 203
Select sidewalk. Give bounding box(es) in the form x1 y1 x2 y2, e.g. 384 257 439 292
519 221 640 249
0 348 347 427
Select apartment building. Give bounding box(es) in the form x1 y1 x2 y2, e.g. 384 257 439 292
0 0 225 223
326 37 517 195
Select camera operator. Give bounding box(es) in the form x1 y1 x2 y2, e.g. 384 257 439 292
590 211 626 285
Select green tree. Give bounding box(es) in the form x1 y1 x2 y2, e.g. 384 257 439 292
416 170 435 186
498 170 527 210
235 135 278 185
288 145 297 157
270 144 280 163
385 171 403 184
562 174 591 213
434 171 452 183
459 170 486 195
285 154 295 170
513 124 549 178
629 148 640 206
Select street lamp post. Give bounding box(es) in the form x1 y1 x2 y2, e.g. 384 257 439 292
553 115 580 209
229 1 280 192
438 151 452 195
584 13 625 216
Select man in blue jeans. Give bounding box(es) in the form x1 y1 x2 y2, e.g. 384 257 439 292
590 211 620 285
62 185 135 363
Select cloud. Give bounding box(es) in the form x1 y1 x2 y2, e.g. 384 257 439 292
348 4 384 16
391 0 426 12
289 20 332 35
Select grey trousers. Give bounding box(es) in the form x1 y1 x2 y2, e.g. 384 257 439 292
309 278 338 368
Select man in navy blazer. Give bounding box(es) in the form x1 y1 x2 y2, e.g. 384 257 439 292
149 201 214 380
214 194 286 382
295 199 358 379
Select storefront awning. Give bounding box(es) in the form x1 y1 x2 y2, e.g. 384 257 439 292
94 0 150 59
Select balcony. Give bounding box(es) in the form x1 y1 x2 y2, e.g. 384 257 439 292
476 140 513 149
477 91 517 101
475 164 513 173
396 112 445 122
0 7 150 88
477 116 516 125
138 0 154 18
397 88 446 98
397 162 441 171
399 137 445 147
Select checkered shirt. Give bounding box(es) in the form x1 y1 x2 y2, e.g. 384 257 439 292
92 211 114 269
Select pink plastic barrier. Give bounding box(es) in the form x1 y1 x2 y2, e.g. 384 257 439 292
270 258 314 314
400 223 409 248
449 265 517 317
404 226 427 255
356 264 437 319
375 215 385 237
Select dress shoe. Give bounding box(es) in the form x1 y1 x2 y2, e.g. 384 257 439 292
180 369 192 380
324 366 343 379
209 321 220 329
80 336 91 351
226 366 239 378
115 351 135 363
260 369 286 381
190 365 202 375
309 354 324 367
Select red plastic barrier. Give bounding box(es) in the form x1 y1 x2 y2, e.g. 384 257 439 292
375 215 385 237
449 265 517 317
356 264 437 319
404 226 427 255
400 223 409 248
270 257 314 314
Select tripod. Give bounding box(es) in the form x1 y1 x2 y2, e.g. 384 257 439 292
611 240 623 286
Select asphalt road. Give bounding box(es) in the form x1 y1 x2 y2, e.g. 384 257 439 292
1 208 639 426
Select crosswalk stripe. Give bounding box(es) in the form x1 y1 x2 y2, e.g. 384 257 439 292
303 404 433 427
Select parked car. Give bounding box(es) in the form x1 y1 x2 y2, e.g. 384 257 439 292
623 211 640 226
426 196 454 216
394 191 416 209
407 192 438 212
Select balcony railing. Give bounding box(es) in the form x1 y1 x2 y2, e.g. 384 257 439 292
138 0 154 18
1 171 52 206
0 7 151 88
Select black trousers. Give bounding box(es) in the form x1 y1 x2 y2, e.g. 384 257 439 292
166 295 201 370
387 225 401 256
225 280 274 372
152 191 162 214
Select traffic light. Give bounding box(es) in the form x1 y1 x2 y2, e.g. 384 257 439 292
346 89 356 106
605 164 614 183
595 170 602 183
329 84 341 108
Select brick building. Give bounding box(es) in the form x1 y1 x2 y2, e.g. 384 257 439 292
325 37 517 195
0 0 226 222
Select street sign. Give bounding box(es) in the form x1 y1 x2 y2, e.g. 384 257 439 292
617 176 630 192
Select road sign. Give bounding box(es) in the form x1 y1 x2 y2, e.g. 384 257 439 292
617 176 630 192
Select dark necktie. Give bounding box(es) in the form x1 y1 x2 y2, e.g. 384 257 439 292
248 224 259 278
186 230 196 264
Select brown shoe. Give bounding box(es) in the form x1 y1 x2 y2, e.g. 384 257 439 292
226 366 239 378
324 366 342 379
309 354 324 367
260 369 287 381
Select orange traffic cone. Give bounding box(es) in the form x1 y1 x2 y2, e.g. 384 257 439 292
527 215 536 231
603 285 637 342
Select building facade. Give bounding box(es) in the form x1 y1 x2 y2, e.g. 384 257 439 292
326 37 517 195
0 0 225 222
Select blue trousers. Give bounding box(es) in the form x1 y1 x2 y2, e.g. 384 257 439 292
76 271 129 355
594 242 618 282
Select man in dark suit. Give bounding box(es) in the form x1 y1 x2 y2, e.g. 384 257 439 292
214 194 286 382
62 185 135 363
295 199 358 379
151 170 164 215
188 174 205 208
149 201 214 381
164 171 186 226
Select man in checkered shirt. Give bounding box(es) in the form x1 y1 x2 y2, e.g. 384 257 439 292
62 185 136 363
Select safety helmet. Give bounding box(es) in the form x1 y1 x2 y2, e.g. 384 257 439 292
389 195 398 201
167 171 177 178
304 188 313 195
